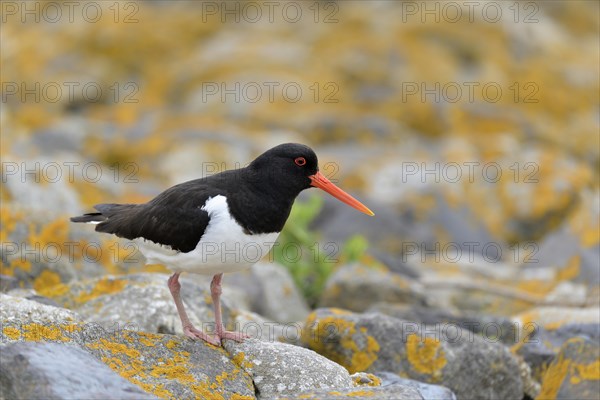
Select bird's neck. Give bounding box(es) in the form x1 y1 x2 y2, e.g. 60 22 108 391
225 168 296 234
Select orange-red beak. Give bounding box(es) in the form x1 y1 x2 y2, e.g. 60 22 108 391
309 171 374 216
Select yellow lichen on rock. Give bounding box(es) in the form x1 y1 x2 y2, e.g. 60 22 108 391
352 372 381 387
75 277 128 304
537 352 573 399
556 255 581 282
537 337 600 400
18 322 79 342
405 334 447 380
2 326 22 340
302 310 380 373
33 269 62 292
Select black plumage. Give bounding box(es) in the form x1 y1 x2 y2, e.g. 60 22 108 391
71 143 319 252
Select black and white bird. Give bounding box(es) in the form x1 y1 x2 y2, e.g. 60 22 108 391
71 143 373 346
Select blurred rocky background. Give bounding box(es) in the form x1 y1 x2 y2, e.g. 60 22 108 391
1 1 599 399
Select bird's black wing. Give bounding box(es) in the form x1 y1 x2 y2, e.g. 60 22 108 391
89 179 222 253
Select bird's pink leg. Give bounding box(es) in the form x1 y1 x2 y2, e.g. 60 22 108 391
167 273 220 346
211 273 248 342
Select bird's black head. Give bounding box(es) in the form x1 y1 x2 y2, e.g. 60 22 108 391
248 143 319 195
247 143 374 216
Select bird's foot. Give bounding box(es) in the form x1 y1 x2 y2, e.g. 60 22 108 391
218 330 250 342
184 325 221 346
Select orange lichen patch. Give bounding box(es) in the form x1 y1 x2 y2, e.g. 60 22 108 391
33 269 62 292
302 311 380 374
92 237 145 275
516 279 557 296
150 358 196 382
138 336 156 347
346 390 376 397
556 255 580 281
19 323 79 342
75 277 128 304
327 389 376 397
570 360 600 384
352 373 382 387
165 340 178 349
88 338 142 359
329 308 352 316
130 379 173 399
229 395 255 400
214 371 230 387
580 226 600 248
0 206 23 243
5 259 32 275
37 281 70 298
3 326 22 340
190 382 227 400
72 180 113 209
569 198 600 248
406 334 447 380
231 352 254 371
28 219 70 252
538 352 572 399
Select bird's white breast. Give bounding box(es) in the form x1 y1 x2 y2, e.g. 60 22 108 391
135 195 280 275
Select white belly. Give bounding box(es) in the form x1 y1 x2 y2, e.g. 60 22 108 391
135 195 280 275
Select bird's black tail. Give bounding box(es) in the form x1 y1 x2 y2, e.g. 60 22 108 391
70 213 106 223
70 203 136 225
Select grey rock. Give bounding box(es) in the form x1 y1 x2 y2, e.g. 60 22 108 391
580 244 600 285
311 187 501 261
0 294 82 337
250 263 310 323
538 337 600 400
524 191 600 286
429 194 503 261
319 263 426 312
310 195 431 260
414 265 544 316
82 331 255 400
46 273 232 336
301 309 524 400
2 158 82 215
224 338 353 399
6 288 61 308
513 306 600 328
282 384 424 399
1 293 255 399
515 322 600 382
230 309 303 345
349 372 381 386
544 281 588 306
0 275 19 292
376 371 457 400
369 303 519 345
0 342 157 399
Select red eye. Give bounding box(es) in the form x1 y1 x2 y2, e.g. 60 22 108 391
294 157 306 166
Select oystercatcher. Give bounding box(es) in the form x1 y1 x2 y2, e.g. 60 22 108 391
71 143 373 345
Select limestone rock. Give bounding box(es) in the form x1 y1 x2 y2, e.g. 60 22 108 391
301 308 523 399
39 273 232 336
537 337 600 400
249 263 310 323
0 342 157 399
224 338 352 399
369 303 519 345
319 263 426 312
